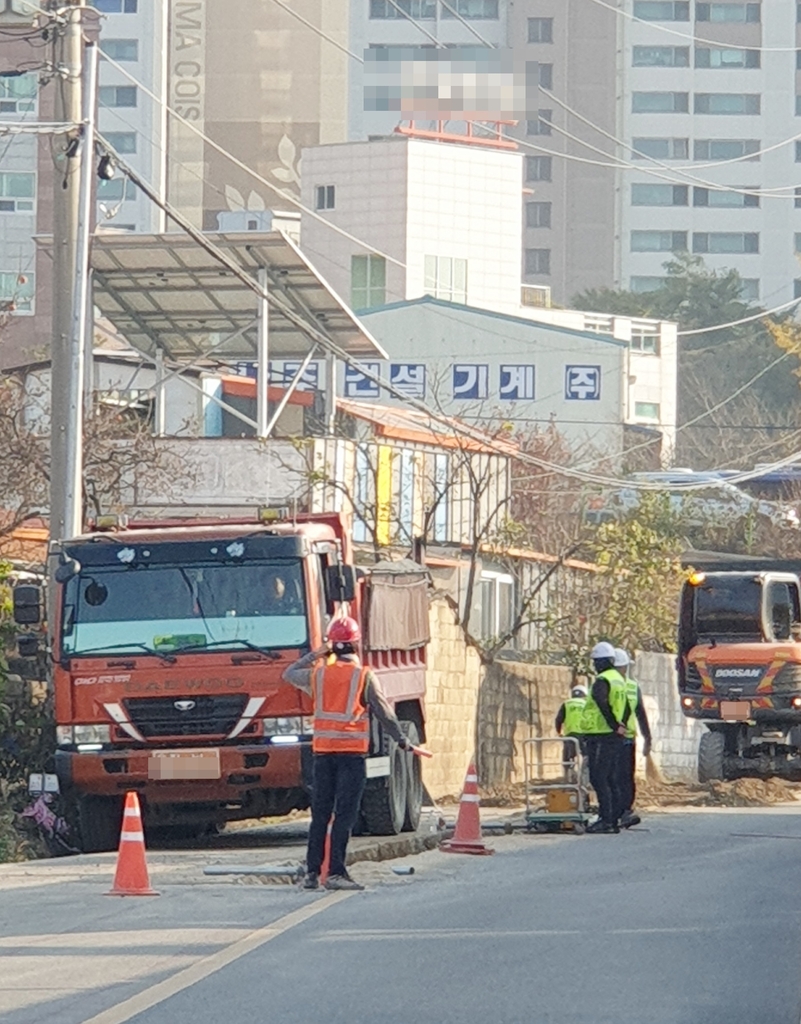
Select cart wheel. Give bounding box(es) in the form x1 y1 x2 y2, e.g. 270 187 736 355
530 822 549 833
573 823 586 836
503 821 513 835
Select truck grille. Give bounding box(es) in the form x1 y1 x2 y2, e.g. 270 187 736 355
685 664 702 691
124 694 248 738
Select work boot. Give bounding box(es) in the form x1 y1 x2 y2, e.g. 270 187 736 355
302 871 320 890
324 872 365 891
619 811 641 829
586 819 620 834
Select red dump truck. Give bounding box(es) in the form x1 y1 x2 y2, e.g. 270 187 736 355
13 511 429 852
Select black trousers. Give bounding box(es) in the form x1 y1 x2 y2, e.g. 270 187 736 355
586 735 626 825
620 739 636 813
306 753 366 877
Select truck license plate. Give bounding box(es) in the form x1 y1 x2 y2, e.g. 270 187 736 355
148 749 221 780
719 701 751 721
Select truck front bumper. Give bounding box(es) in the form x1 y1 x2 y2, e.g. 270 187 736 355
55 741 313 804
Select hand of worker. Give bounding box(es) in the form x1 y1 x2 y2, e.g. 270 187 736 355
312 643 331 659
616 725 627 737
398 736 411 751
642 739 652 758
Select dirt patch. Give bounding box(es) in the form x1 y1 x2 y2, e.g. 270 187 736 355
478 778 801 810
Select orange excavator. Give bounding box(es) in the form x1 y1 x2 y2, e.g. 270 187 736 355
678 569 801 782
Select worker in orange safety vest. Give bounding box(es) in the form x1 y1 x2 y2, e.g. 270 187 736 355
282 616 410 891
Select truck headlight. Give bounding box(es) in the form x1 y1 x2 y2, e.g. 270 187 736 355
73 724 111 745
263 717 302 736
56 725 73 746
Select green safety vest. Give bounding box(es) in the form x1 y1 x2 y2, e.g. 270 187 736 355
625 678 640 740
580 668 628 735
562 697 586 736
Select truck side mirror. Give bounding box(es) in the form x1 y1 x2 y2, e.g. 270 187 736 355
54 558 81 584
13 584 42 625
325 564 356 604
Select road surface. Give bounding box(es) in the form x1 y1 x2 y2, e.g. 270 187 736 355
2 809 801 1024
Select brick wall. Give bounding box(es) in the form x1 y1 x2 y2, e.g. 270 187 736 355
633 651 705 782
422 595 483 798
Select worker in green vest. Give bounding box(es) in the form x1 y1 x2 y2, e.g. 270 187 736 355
581 641 631 834
614 648 652 830
557 688 589 782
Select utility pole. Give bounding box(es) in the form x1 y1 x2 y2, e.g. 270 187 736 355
49 0 85 545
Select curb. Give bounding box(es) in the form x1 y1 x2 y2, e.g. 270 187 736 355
346 830 446 867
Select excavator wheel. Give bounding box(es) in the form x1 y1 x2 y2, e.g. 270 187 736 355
698 730 726 784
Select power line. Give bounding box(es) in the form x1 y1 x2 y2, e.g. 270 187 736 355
678 297 801 336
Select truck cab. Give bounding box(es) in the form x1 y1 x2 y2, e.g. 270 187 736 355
678 570 801 781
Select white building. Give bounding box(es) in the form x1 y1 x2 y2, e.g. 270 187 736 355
93 0 167 233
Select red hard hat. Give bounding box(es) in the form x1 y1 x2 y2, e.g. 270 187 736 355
327 616 361 644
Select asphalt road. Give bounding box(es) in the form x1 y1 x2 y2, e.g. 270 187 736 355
3 810 801 1024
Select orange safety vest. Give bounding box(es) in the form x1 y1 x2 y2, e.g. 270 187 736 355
312 660 370 754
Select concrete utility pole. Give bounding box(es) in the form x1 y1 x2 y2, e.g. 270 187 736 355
49 0 85 544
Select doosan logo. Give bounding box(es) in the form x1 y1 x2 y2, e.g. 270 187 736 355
713 668 763 679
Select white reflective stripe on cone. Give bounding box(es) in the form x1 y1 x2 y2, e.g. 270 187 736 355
120 831 145 842
465 775 478 783
124 808 141 818
460 794 481 803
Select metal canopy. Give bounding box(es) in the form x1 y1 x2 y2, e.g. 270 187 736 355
87 230 388 362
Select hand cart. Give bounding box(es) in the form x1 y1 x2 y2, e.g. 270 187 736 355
523 736 592 835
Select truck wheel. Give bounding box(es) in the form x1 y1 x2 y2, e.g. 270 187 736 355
77 795 124 853
698 731 726 783
360 735 408 836
401 721 423 833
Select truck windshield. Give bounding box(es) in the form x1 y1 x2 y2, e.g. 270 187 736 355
693 577 762 639
60 560 308 656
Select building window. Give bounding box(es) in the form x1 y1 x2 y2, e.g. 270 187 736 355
97 178 137 202
632 92 689 113
526 110 552 135
103 131 137 153
696 3 760 21
693 186 759 207
526 201 552 228
694 94 760 115
633 46 689 66
424 255 468 303
0 172 35 213
101 39 139 61
369 0 435 17
740 279 760 301
692 232 759 253
632 137 689 159
351 254 386 310
0 271 34 312
91 0 137 11
631 276 668 292
0 72 37 114
631 333 660 354
795 280 801 300
99 85 137 108
315 185 335 210
631 183 689 206
635 402 660 420
433 453 450 543
795 187 801 209
538 64 553 90
525 248 551 275
633 1 689 18
441 0 499 18
796 96 801 116
630 230 687 252
695 47 759 68
794 234 801 253
526 155 552 181
479 572 514 642
694 138 760 160
528 17 553 42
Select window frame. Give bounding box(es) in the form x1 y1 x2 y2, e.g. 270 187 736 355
351 253 387 310
527 16 553 42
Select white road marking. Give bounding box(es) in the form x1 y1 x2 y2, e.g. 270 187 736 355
76 893 353 1024
315 926 713 941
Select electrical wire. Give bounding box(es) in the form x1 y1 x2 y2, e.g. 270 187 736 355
266 0 363 62
677 296 801 336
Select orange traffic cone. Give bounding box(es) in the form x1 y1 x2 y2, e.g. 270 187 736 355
319 818 334 884
105 791 159 896
440 762 494 856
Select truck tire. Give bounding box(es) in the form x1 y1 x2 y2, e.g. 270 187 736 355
698 731 726 783
77 794 124 853
360 734 408 836
401 721 423 832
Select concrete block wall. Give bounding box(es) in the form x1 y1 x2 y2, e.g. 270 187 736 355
422 595 483 799
633 651 706 782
